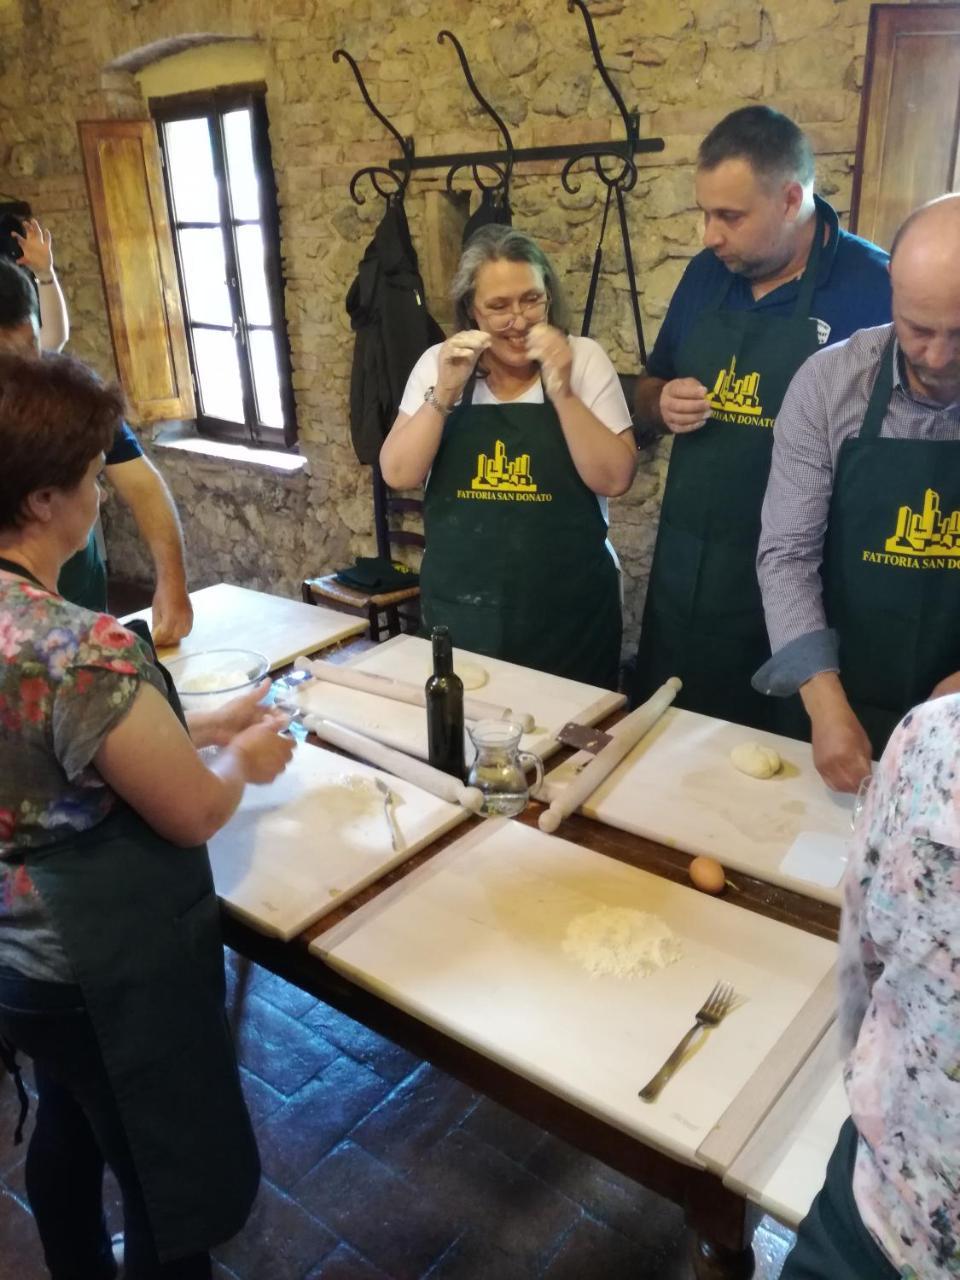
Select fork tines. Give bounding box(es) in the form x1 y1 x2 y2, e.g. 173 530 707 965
701 980 736 1021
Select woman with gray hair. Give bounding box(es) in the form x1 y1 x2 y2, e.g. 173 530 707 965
381 225 637 689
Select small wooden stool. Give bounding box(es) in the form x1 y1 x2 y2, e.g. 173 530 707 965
301 575 420 643
303 464 424 642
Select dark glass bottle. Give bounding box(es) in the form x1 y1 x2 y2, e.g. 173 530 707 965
425 626 465 779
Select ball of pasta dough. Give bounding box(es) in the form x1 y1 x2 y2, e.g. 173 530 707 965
730 742 782 779
457 661 489 691
426 659 489 690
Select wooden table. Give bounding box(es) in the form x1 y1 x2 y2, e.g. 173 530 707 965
220 687 839 1280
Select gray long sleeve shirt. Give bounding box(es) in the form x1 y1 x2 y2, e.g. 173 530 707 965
754 323 960 696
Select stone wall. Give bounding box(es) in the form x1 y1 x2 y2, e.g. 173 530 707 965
0 0 888 641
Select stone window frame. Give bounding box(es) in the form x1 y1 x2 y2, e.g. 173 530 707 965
151 83 298 451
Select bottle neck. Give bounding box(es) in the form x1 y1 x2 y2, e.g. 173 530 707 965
431 628 453 676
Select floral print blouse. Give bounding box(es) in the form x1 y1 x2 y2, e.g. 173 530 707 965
0 578 164 982
840 694 960 1278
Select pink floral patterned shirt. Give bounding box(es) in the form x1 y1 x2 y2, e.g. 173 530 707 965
840 694 960 1278
0 578 163 981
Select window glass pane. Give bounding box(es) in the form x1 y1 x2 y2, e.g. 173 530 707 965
223 109 260 220
235 224 272 326
163 118 220 222
192 328 245 423
249 329 284 429
176 229 232 326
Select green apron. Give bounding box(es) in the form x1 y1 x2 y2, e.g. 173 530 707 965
634 207 829 727
817 333 960 756
21 618 259 1261
421 372 622 689
57 529 108 612
781 1119 900 1280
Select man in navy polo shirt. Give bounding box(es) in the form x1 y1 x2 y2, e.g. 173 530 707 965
0 250 193 644
632 106 890 730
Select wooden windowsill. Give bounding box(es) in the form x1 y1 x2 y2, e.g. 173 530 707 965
153 425 308 475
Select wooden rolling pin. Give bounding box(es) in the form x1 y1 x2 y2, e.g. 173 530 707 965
538 677 682 834
302 714 485 813
294 655 536 734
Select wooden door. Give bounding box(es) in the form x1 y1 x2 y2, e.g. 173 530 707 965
79 119 195 423
851 4 960 250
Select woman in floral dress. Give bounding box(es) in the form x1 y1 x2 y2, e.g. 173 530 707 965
0 353 294 1279
782 696 960 1278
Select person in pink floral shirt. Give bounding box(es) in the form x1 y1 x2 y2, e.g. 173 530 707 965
0 352 295 1278
782 694 960 1279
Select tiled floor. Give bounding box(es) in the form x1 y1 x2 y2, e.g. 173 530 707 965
0 951 795 1279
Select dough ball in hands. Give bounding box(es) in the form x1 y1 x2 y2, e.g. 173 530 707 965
730 741 782 779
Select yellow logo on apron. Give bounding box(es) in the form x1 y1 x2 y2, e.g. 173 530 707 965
709 356 762 415
863 487 960 569
472 440 538 493
886 488 960 555
455 440 552 504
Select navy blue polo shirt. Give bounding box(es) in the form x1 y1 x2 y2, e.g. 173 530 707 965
105 422 143 466
646 197 892 381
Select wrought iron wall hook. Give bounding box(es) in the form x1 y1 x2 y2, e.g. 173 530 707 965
347 166 401 205
560 0 638 196
333 47 415 205
561 3 647 362
566 0 634 143
437 29 515 197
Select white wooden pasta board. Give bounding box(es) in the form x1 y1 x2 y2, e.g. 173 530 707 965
724 1022 848 1226
121 582 365 668
540 707 856 905
295 634 625 764
207 742 468 940
314 819 837 1166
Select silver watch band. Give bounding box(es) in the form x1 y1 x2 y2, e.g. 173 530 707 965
424 385 454 416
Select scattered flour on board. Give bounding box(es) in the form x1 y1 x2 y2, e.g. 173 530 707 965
563 908 683 978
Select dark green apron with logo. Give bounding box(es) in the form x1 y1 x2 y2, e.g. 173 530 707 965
57 530 108 612
421 372 622 690
19 616 259 1262
634 208 829 727
817 333 960 756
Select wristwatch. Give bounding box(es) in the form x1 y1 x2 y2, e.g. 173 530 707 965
424 385 454 416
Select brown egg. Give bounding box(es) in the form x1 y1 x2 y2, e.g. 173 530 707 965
689 856 726 895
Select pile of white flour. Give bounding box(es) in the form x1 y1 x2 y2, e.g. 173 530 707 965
563 908 683 979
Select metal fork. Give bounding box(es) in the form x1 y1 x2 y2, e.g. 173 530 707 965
374 777 405 853
638 981 737 1103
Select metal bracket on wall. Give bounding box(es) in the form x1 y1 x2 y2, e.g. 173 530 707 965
436 29 515 200
558 0 651 367
390 1 663 178
333 47 415 205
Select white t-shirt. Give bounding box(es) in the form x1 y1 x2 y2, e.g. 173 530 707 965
398 336 632 540
398 335 633 433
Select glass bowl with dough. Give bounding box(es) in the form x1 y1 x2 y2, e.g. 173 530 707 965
166 648 269 712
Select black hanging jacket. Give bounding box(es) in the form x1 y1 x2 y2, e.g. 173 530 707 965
346 200 444 465
461 188 512 247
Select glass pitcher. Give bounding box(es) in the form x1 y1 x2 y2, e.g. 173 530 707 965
467 720 543 817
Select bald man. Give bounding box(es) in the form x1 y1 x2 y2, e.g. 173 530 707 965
754 195 960 791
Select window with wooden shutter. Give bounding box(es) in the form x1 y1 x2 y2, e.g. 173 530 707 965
151 86 298 449
78 118 196 423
